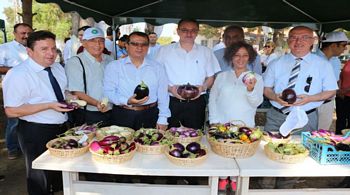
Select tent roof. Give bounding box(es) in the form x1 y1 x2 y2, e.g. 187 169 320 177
37 0 350 32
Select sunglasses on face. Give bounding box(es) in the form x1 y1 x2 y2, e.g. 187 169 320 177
304 76 312 92
264 45 271 48
128 41 149 47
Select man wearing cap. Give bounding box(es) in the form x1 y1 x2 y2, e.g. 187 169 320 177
3 30 73 195
65 27 113 127
263 26 338 188
315 31 348 130
0 23 33 160
214 25 262 74
63 26 90 62
104 31 170 130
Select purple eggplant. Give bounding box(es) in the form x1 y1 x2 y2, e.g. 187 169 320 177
169 149 182 158
186 142 200 154
134 81 149 100
172 143 185 153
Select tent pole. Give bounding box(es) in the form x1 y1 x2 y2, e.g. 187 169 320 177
282 0 320 23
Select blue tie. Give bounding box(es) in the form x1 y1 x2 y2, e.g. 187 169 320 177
44 67 64 102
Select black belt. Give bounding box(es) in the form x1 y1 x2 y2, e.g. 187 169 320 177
323 99 332 104
114 102 157 111
272 106 316 115
19 119 67 128
170 95 205 103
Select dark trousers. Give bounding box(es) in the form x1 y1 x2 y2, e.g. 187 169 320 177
169 95 206 129
336 96 350 134
17 119 67 195
110 106 158 130
69 109 111 128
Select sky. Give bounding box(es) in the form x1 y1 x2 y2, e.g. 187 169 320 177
0 0 12 21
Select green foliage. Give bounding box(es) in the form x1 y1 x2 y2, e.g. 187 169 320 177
198 24 221 39
2 0 71 42
157 37 173 45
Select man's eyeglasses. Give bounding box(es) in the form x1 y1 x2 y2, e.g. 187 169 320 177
128 41 149 47
304 76 312 92
288 35 314 42
179 28 199 34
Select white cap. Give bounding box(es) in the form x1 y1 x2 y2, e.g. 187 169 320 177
82 27 104 40
322 31 349 43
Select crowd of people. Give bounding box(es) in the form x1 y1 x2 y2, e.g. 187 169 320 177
0 19 349 194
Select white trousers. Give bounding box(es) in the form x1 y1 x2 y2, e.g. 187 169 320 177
317 99 335 130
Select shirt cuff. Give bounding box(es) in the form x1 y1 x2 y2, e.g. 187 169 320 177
118 96 129 106
157 116 168 125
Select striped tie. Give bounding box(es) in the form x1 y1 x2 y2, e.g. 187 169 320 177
281 58 302 114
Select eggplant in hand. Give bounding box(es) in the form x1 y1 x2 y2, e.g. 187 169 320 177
134 81 149 100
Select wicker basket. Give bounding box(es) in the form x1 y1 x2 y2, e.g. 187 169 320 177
207 135 261 158
90 148 136 164
171 135 202 144
264 144 309 164
63 127 95 141
165 148 208 166
262 134 291 143
136 143 166 154
96 126 135 141
46 136 89 158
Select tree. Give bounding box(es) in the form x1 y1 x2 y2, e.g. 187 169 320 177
2 0 72 41
198 24 221 39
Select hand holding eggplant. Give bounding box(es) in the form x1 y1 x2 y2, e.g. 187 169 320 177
97 101 109 113
169 85 186 100
127 94 149 106
245 77 256 92
50 102 74 112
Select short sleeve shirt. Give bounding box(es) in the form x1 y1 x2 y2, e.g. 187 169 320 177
264 53 338 111
155 42 221 88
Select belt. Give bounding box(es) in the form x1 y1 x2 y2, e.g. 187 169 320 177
323 99 332 104
19 119 67 128
170 95 204 103
116 102 157 111
272 106 316 115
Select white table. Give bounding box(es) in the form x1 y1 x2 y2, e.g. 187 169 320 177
32 146 239 195
235 141 350 195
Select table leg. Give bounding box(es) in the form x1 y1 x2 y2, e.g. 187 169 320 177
62 171 78 195
209 176 219 195
237 176 249 195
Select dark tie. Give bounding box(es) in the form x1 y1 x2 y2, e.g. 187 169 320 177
281 58 302 114
44 67 64 102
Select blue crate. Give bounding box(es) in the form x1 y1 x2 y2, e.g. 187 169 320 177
301 132 350 165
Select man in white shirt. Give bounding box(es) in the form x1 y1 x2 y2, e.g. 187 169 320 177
104 26 120 58
63 26 90 63
147 32 161 59
315 31 348 130
0 23 33 160
155 19 220 129
3 30 73 195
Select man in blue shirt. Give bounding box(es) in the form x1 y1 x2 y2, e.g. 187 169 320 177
214 25 262 74
264 26 338 133
104 32 170 130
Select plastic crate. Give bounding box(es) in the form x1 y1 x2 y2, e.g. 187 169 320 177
301 132 350 165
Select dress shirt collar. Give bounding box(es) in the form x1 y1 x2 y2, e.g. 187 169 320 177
289 52 312 64
125 56 151 69
27 58 48 73
11 40 26 48
175 42 198 52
